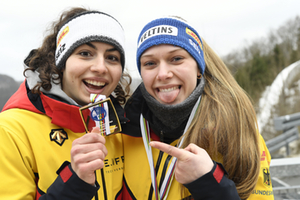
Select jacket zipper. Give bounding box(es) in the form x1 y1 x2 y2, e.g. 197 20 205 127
160 130 164 142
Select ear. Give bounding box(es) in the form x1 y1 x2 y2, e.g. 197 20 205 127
197 69 201 77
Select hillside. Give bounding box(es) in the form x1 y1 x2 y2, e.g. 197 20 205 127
222 15 300 158
224 16 300 104
0 74 22 110
256 60 300 157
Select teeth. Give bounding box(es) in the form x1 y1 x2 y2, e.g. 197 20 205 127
85 80 105 86
159 86 179 92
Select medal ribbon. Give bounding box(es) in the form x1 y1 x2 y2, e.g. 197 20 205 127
140 96 202 200
89 94 110 136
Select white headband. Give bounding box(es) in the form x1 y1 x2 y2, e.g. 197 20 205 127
55 11 125 70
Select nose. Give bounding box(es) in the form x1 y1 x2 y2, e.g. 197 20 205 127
156 62 172 81
90 57 108 74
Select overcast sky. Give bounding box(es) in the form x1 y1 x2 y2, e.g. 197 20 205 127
1 0 300 81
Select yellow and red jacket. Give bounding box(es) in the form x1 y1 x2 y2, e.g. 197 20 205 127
120 85 274 200
0 80 127 200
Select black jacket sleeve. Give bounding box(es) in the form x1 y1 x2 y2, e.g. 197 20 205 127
184 162 240 200
38 161 100 200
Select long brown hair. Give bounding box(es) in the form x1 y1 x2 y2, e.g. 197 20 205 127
181 39 260 200
24 7 131 105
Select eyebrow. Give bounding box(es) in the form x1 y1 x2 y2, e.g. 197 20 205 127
86 42 97 49
85 42 118 52
106 47 118 52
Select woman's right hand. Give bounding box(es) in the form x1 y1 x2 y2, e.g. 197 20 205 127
150 141 214 184
71 127 107 185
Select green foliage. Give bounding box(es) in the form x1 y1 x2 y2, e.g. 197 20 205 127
224 16 300 105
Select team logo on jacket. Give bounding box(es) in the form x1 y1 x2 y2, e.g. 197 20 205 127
262 167 271 187
50 129 68 146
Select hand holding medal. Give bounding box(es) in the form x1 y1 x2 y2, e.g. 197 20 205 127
71 126 107 185
72 94 122 186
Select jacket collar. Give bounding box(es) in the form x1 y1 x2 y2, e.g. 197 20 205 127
3 80 128 133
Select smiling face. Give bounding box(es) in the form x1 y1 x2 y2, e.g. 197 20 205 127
62 41 122 106
140 44 200 105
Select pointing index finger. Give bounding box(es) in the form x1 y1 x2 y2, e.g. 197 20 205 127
150 141 188 160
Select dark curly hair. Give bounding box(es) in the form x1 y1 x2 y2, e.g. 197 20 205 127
24 7 131 105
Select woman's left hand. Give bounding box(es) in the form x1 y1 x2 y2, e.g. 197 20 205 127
150 141 214 184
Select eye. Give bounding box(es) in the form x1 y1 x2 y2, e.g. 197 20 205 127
143 61 156 67
106 55 120 62
79 51 92 57
171 56 183 62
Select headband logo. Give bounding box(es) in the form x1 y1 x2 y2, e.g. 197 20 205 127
57 26 69 46
186 27 202 50
189 39 200 55
55 44 66 60
138 25 178 47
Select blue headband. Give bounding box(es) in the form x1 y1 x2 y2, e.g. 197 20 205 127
136 17 205 74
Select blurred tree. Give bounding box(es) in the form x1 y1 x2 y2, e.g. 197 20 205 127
223 15 300 105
